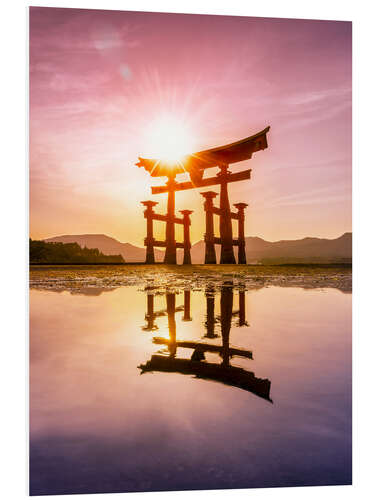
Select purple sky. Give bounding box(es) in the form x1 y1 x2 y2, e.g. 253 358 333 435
29 7 351 244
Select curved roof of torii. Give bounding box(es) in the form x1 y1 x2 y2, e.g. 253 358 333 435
136 125 270 178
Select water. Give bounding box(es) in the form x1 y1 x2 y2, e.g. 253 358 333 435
29 284 352 495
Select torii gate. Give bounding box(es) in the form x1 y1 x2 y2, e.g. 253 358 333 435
138 285 272 401
137 126 270 264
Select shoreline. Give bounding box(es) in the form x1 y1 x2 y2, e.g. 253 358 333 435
29 263 352 294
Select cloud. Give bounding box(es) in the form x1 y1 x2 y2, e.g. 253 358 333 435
285 87 351 107
265 182 351 209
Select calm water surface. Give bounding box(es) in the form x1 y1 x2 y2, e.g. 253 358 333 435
29 285 351 495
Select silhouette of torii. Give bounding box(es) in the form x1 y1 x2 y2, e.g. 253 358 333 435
137 127 270 264
138 285 272 402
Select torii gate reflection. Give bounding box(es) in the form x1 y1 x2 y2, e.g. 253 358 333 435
139 285 272 402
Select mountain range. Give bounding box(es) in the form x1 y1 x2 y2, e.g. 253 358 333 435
44 232 352 264
45 234 164 262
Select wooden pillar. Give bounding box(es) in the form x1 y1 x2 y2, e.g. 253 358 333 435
218 165 236 264
164 175 177 264
239 290 246 326
179 210 193 265
234 203 248 264
220 283 233 366
205 287 216 338
141 201 158 264
182 290 192 321
143 294 156 331
201 191 218 264
166 293 177 357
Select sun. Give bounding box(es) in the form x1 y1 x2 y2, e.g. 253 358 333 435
142 113 196 164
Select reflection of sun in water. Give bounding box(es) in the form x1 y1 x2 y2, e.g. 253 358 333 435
143 113 196 164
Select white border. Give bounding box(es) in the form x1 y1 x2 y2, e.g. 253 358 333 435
1 1 374 499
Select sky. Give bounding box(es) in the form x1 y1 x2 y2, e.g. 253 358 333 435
29 7 351 245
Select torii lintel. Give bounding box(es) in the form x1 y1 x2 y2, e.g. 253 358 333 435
135 126 270 180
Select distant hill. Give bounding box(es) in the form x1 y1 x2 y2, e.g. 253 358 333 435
44 232 352 264
191 233 352 264
44 234 164 262
247 232 352 264
30 239 125 264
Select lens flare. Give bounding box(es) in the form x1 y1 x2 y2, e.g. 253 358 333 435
142 113 196 164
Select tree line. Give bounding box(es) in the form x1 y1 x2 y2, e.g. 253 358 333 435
29 239 125 264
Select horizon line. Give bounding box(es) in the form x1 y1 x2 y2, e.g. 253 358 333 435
31 231 352 247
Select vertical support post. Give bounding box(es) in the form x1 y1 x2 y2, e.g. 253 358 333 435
239 290 246 326
143 294 157 331
147 293 154 320
182 290 192 321
204 286 217 338
166 293 177 357
164 175 177 264
220 283 234 366
218 165 236 264
201 191 218 264
180 210 193 265
141 201 158 264
234 203 248 264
